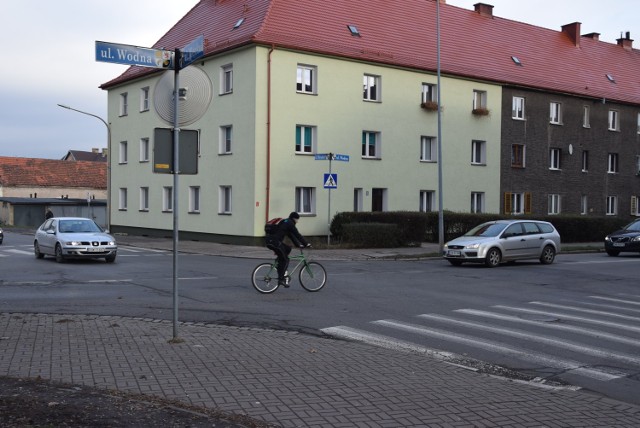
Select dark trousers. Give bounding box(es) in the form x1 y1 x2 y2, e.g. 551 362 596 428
267 241 291 280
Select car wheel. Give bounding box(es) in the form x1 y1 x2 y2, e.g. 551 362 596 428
448 259 463 266
34 241 44 259
105 254 116 263
540 245 556 264
55 244 65 263
605 249 620 257
485 248 501 267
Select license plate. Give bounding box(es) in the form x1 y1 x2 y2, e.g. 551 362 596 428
448 250 461 256
613 243 625 247
87 247 103 252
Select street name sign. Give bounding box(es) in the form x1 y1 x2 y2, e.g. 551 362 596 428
95 41 173 69
180 35 204 69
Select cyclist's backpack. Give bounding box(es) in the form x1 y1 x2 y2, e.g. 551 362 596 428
264 217 283 235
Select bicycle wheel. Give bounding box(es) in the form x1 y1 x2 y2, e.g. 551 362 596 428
252 263 279 294
299 262 327 292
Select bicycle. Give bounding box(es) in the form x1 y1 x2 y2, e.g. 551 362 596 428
252 248 327 293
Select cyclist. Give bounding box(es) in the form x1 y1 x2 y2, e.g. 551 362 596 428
265 212 310 287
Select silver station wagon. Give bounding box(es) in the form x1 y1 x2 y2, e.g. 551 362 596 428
34 217 117 263
443 220 561 267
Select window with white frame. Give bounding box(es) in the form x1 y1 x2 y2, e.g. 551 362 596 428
636 155 640 175
548 194 561 215
606 195 617 215
420 136 436 162
582 150 589 172
473 90 487 110
189 186 200 213
120 92 128 116
163 186 173 212
632 196 640 216
608 109 620 131
118 188 127 210
353 188 363 212
362 131 380 158
580 195 588 215
550 102 562 124
420 190 435 212
219 186 232 214
363 74 380 101
608 153 619 173
139 187 149 211
295 187 315 214
140 87 150 112
471 140 486 165
549 148 561 170
296 125 316 154
583 105 590 128
296 64 317 94
219 125 232 154
512 96 525 120
421 83 437 103
139 138 149 162
504 192 531 215
220 64 233 94
119 141 128 164
471 192 485 214
511 144 525 168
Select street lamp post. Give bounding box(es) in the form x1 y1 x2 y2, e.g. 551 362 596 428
57 104 111 230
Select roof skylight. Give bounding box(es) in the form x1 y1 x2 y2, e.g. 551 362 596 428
233 18 245 29
511 56 522 66
347 25 360 36
606 74 616 83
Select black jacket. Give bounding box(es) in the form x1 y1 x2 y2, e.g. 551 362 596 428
269 218 308 247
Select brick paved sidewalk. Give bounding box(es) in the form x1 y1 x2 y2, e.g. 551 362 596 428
1 313 638 427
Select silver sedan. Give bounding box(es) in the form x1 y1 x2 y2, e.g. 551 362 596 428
34 217 117 263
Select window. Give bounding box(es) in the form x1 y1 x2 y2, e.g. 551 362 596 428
139 187 149 212
583 105 590 128
504 192 532 215
220 64 233 94
582 150 589 172
473 90 487 110
120 92 128 116
550 102 562 124
608 109 620 131
548 194 561 215
354 188 363 212
163 187 173 212
608 153 619 173
471 192 484 214
118 188 127 210
189 186 200 213
511 144 525 168
420 136 436 162
549 148 561 170
363 74 380 101
471 140 486 165
421 83 437 103
632 196 640 216
296 125 316 154
581 195 588 215
296 65 317 94
219 186 232 214
371 188 387 212
139 138 149 162
140 87 150 112
420 190 435 212
219 125 232 154
606 196 617 216
295 187 315 214
119 141 128 164
512 96 525 120
637 113 640 134
362 131 380 159
636 155 640 175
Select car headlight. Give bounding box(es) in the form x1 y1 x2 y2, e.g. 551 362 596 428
65 241 83 246
632 236 640 242
108 241 116 246
604 236 611 242
466 243 480 249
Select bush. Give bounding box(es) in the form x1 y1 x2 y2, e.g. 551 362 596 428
341 223 403 248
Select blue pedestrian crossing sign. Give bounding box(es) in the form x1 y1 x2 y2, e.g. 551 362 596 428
323 173 338 189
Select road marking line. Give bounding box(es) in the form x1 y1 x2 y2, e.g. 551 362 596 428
373 319 625 381
456 309 640 347
589 296 640 307
529 301 640 323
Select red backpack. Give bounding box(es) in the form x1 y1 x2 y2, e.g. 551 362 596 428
264 217 283 235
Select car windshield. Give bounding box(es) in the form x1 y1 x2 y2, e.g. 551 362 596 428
464 222 508 237
624 221 640 232
58 220 102 233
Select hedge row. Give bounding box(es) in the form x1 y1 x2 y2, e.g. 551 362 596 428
330 211 631 247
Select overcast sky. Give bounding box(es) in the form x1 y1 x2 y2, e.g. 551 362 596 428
1 1 637 160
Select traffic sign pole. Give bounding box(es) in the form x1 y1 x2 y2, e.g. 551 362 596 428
327 153 333 245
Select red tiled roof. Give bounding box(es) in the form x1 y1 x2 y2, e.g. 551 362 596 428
0 157 107 189
62 150 108 162
101 0 640 105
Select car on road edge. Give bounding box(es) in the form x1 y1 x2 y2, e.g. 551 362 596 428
604 218 640 256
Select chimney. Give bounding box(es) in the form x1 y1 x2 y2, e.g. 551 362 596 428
561 22 581 47
582 32 600 41
92 148 99 153
474 3 493 17
617 31 633 51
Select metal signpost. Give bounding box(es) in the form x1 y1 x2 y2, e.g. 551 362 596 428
315 152 349 244
96 36 203 340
